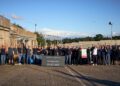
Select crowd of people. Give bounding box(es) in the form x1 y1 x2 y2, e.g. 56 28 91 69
0 44 120 66
63 45 120 65
0 44 43 65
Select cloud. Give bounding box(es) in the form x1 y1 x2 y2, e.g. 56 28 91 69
11 14 23 20
39 28 90 38
113 32 120 36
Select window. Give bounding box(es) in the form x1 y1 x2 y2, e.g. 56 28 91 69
0 17 3 26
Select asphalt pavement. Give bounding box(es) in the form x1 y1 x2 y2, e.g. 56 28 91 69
0 65 120 86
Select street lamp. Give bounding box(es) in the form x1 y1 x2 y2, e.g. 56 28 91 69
109 21 112 40
35 24 37 32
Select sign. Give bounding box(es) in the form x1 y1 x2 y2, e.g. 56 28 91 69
81 49 87 58
41 56 65 67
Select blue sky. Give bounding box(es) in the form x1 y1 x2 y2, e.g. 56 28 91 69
0 0 120 37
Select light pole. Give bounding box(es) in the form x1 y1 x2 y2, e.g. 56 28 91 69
35 24 37 32
109 21 112 40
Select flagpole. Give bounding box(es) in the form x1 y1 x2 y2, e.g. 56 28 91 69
109 21 112 40
111 24 112 40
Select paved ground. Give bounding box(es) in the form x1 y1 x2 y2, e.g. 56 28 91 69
0 65 120 86
68 65 120 86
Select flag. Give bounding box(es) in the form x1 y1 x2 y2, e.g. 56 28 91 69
109 21 112 25
81 49 87 58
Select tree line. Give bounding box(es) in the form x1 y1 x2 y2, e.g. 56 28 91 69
34 32 120 46
62 34 120 44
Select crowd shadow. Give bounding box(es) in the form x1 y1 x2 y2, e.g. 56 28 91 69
77 74 120 86
53 68 120 86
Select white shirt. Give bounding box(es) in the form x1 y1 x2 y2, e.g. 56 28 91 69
93 48 97 55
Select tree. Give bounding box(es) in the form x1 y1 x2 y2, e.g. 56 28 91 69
34 32 45 46
94 34 104 41
46 40 52 46
113 36 120 40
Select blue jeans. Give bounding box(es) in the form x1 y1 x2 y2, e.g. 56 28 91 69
68 55 71 64
33 54 37 63
106 54 111 65
103 54 107 65
27 55 31 64
65 55 69 64
22 54 26 64
36 55 42 60
1 55 6 64
36 55 42 64
18 54 22 63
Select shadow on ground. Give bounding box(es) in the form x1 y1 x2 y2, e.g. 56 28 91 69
53 68 120 86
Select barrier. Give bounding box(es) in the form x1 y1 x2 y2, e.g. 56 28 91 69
41 56 65 67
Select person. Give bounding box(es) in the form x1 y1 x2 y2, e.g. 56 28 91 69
102 45 107 65
106 45 111 65
22 44 27 64
13 45 18 64
71 47 76 65
26 46 32 64
116 46 120 65
117 46 120 65
8 46 14 65
51 47 55 56
68 47 72 65
92 46 98 65
17 45 23 64
111 45 116 65
58 46 62 56
0 46 1 64
32 46 38 64
90 45 95 64
77 47 81 65
97 45 102 65
87 47 91 64
54 46 59 56
36 46 42 65
0 45 6 65
65 47 69 64
74 47 78 65
47 47 51 55
41 47 47 55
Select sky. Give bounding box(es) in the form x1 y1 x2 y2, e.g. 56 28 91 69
0 0 120 37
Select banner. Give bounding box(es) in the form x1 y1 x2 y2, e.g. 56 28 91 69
81 49 87 58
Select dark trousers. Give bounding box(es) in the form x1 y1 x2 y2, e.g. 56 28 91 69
93 55 97 64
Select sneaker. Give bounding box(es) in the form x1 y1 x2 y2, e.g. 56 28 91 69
19 63 22 65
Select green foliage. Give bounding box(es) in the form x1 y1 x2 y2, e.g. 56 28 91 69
62 36 94 44
46 40 51 46
62 34 120 44
94 34 104 41
34 32 120 45
34 32 45 46
46 40 61 46
113 36 120 40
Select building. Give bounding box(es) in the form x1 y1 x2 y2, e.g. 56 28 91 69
0 15 37 48
0 15 10 47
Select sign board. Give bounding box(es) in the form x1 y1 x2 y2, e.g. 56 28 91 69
41 56 65 67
